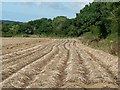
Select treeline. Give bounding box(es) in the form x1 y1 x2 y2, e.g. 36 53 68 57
2 17 78 37
1 2 120 39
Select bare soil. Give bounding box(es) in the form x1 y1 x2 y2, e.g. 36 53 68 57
0 38 118 88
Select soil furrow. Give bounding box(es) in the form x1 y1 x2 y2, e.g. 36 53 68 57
77 49 117 88
2 41 56 69
1 41 60 82
2 40 55 64
24 40 67 88
55 40 70 87
76 40 118 85
2 41 61 88
77 41 118 78
1 38 50 55
1 38 118 88
26 40 69 88
60 40 86 88
85 51 117 84
86 51 118 80
78 49 105 83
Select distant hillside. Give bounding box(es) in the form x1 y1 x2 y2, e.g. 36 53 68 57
0 20 23 24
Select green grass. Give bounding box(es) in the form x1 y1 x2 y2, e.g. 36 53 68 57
79 32 118 56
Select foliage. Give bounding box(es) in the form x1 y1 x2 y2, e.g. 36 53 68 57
2 2 119 40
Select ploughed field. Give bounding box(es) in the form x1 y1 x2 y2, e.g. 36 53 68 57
0 38 118 88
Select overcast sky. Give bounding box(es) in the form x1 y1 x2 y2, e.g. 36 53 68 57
2 1 93 22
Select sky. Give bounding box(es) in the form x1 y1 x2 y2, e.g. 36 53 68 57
2 1 93 22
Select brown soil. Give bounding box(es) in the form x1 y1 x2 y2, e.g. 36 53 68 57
0 38 118 89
